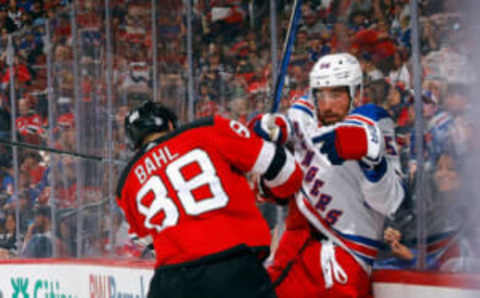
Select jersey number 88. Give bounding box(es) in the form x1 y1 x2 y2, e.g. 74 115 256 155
136 149 229 232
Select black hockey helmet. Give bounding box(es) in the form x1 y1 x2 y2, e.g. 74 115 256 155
124 100 178 150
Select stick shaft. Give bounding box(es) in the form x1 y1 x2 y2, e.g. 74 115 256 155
271 0 303 113
0 138 126 165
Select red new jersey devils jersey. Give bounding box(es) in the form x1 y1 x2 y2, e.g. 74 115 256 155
116 116 302 267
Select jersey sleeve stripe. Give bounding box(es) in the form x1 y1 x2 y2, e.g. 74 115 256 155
267 165 303 198
250 141 276 175
264 149 296 188
291 105 314 118
293 99 315 110
343 120 364 127
263 145 287 181
345 115 375 126
334 229 383 248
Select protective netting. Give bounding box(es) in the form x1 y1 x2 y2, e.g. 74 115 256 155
0 0 478 274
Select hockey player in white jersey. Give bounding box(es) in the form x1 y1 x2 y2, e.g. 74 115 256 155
252 53 405 298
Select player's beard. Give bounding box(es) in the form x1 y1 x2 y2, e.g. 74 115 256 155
318 110 345 126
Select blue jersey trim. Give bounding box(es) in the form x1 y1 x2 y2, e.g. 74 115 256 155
311 134 327 144
344 120 364 127
359 157 387 183
334 229 384 249
351 104 390 122
353 252 375 265
292 104 314 118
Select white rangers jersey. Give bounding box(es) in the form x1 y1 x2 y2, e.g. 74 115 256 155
287 98 405 272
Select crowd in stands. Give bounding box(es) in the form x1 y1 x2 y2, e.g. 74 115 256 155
0 0 477 272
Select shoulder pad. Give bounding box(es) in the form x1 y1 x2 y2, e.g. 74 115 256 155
350 104 391 123
290 96 315 119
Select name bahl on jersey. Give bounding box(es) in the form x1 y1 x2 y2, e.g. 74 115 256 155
116 115 302 268
288 99 405 272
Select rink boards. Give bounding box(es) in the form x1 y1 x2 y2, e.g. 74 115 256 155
0 260 479 297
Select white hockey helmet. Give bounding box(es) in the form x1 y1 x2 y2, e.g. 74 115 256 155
309 53 363 109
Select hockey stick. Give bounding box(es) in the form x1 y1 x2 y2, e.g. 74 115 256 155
271 0 303 113
0 138 126 165
57 199 110 220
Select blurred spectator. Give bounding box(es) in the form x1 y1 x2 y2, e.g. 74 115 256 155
377 150 467 270
0 212 17 258
347 0 373 22
204 0 246 43
19 151 46 187
364 78 389 107
113 104 130 160
409 91 454 179
195 82 220 118
0 98 10 139
384 82 410 122
55 113 76 152
228 95 249 125
119 61 151 94
442 83 472 158
0 156 14 204
15 97 45 144
1 57 32 90
3 190 34 234
0 3 15 33
423 77 446 104
7 1 24 30
352 20 396 64
19 31 44 66
55 211 76 257
22 205 53 258
387 51 410 89
359 53 384 83
418 17 439 55
54 156 77 209
290 29 309 66
30 2 46 26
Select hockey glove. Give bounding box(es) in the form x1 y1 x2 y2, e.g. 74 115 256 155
315 123 384 166
249 113 291 145
254 175 290 206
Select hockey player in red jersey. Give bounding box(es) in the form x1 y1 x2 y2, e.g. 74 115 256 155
252 53 405 298
116 101 303 298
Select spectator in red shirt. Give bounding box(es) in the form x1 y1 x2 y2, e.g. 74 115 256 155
15 97 45 144
351 20 397 63
195 83 220 118
19 151 45 186
1 57 32 90
55 113 76 152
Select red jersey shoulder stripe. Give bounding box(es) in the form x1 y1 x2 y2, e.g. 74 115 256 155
345 115 375 126
292 99 315 110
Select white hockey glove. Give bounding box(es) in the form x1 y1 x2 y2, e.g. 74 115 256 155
249 113 291 145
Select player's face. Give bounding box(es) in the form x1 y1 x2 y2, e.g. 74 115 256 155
313 86 350 125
